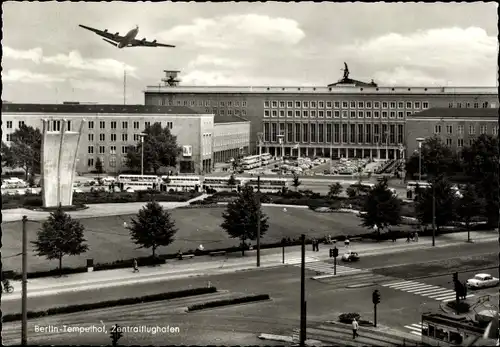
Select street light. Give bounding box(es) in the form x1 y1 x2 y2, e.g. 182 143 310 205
138 133 147 176
416 138 425 182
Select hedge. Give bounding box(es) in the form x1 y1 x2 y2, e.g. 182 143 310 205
187 294 270 311
338 312 361 323
2 287 217 322
1 191 201 209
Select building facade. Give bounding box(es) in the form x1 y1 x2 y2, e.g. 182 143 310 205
2 103 250 175
405 108 499 155
144 70 498 160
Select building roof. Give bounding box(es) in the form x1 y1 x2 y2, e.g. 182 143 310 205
214 114 249 124
2 103 200 115
408 107 499 119
328 77 378 88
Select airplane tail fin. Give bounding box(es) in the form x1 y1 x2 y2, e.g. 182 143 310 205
102 38 118 47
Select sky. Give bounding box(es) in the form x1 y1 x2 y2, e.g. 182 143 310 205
2 2 498 105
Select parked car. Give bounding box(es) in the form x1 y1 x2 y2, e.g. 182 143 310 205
73 188 84 194
16 189 26 196
466 273 499 289
125 188 135 193
342 251 360 262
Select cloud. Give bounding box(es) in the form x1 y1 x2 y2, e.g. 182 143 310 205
181 70 311 86
3 47 43 63
3 46 136 80
3 69 66 84
339 27 497 85
68 79 120 93
373 67 449 86
187 54 249 69
159 14 305 49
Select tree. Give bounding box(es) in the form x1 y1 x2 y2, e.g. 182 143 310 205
455 184 483 242
227 174 237 189
32 206 89 273
1 141 15 168
360 178 402 235
415 176 457 233
125 123 182 174
405 136 454 180
221 185 269 256
95 157 104 175
327 182 343 199
292 174 301 191
127 201 178 258
461 134 499 227
9 124 42 179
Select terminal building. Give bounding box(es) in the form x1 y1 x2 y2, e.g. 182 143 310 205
144 69 498 160
2 103 250 175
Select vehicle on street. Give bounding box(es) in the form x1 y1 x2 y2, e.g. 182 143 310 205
15 189 26 195
125 188 135 193
73 188 84 194
341 251 360 262
466 273 499 289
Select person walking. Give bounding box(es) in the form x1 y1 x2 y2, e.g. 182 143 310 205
344 238 350 248
352 318 359 339
414 231 419 242
133 258 139 273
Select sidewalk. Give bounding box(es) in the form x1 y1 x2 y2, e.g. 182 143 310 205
2 231 496 301
1 194 210 222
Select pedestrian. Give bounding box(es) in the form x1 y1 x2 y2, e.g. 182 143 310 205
391 232 397 242
344 238 350 248
352 318 359 339
406 232 411 243
133 258 139 273
316 239 320 252
414 231 419 242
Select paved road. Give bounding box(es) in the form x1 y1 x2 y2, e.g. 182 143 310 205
3 240 497 345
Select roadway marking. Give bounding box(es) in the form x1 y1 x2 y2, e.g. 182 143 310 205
404 323 423 336
285 258 363 276
382 280 475 302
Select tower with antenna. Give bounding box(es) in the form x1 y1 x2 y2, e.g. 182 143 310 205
162 70 181 87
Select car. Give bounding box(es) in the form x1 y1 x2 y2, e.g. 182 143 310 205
342 251 360 262
16 189 26 195
73 188 84 194
466 273 499 289
125 188 135 193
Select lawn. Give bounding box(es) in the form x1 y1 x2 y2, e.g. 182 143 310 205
2 206 366 273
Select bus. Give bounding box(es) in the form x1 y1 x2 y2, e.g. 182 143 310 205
240 155 262 170
203 176 244 193
117 174 160 183
160 175 201 192
260 153 272 165
122 181 157 191
406 181 432 200
245 177 289 193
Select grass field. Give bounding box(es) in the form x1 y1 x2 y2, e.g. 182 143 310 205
2 206 366 273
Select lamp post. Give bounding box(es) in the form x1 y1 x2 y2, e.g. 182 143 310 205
416 138 425 182
138 133 147 176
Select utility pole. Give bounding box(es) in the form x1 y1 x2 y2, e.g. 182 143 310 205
432 182 436 247
300 234 306 347
256 175 261 267
21 215 28 346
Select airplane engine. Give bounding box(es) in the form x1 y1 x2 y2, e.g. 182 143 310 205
152 40 157 44
114 32 119 36
104 29 108 33
141 38 146 43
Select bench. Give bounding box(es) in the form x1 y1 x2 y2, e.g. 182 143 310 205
178 254 195 260
210 251 226 257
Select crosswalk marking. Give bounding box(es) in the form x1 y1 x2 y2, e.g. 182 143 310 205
404 323 423 336
382 280 475 302
285 257 363 276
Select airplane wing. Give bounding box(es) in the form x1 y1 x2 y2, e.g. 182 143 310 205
129 38 175 48
79 24 124 43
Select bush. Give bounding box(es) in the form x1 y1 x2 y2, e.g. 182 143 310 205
339 312 361 323
446 300 470 314
346 187 357 198
187 294 270 311
2 287 217 322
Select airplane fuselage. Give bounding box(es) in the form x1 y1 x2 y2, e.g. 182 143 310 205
118 27 139 48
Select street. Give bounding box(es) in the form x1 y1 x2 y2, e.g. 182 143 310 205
3 240 498 345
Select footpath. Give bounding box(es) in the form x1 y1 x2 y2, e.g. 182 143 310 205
2 230 496 302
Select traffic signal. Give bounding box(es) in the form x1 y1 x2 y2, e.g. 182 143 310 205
372 289 381 305
110 324 123 347
329 247 339 258
452 272 459 283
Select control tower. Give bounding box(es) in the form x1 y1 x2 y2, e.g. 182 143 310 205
162 70 181 87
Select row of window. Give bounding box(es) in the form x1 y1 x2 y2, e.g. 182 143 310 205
264 100 430 110
264 109 409 119
449 101 492 108
5 120 25 129
87 133 151 142
263 123 405 145
434 124 499 136
88 120 173 130
203 108 248 116
88 145 129 155
160 99 248 108
87 157 127 168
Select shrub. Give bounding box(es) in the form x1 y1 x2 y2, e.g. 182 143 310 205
187 294 270 311
339 312 361 323
446 301 470 314
346 187 357 198
2 287 217 322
